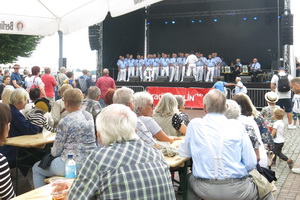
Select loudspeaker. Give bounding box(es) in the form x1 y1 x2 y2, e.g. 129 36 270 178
240 75 251 83
89 25 100 50
129 76 140 82
183 76 195 83
213 76 224 82
281 14 293 45
156 76 169 82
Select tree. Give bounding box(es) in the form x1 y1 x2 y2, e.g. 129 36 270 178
0 34 42 64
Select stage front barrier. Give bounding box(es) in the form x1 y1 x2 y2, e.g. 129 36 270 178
231 88 270 109
116 86 145 93
115 85 269 109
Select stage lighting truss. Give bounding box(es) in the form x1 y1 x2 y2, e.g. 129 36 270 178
148 7 278 19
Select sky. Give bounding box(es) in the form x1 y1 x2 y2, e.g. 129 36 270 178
5 1 300 71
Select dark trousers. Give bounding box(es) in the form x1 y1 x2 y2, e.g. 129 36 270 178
273 143 288 162
251 71 261 82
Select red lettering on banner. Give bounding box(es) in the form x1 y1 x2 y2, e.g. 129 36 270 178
147 87 211 109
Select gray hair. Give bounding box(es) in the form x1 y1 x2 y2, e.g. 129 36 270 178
224 100 241 119
96 104 138 146
236 77 241 82
103 68 109 75
87 86 101 100
44 67 51 74
133 92 153 114
203 89 227 114
59 67 66 73
10 88 28 105
174 95 185 109
113 87 134 105
154 93 179 117
1 87 15 105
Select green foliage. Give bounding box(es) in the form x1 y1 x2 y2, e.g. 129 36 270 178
0 34 42 64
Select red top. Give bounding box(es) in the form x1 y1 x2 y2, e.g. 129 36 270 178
96 75 116 99
41 74 57 97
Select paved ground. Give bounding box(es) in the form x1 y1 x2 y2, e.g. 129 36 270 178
11 109 300 199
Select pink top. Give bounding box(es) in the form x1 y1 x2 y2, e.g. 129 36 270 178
96 75 116 99
41 74 57 97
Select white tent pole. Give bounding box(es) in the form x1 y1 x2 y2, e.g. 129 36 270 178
58 31 64 69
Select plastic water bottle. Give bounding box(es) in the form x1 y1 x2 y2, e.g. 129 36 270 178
65 154 76 178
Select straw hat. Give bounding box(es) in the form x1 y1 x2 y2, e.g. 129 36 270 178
264 92 278 103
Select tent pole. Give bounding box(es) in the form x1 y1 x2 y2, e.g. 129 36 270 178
58 31 64 69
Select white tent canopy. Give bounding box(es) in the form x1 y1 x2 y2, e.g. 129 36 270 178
0 0 162 36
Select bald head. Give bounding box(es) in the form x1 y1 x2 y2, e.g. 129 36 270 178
103 68 109 75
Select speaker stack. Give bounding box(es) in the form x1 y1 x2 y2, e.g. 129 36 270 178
281 14 293 45
89 24 101 50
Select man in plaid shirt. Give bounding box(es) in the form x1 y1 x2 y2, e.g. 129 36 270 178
68 104 175 199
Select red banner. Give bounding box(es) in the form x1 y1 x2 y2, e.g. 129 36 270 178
147 87 211 109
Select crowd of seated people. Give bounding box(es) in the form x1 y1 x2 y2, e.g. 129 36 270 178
0 61 299 199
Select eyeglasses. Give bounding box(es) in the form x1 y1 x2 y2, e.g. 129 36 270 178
147 103 155 108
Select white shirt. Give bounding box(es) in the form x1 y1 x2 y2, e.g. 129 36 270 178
238 115 268 168
185 54 198 65
273 120 285 143
179 113 256 179
26 75 44 90
271 71 293 99
292 94 300 113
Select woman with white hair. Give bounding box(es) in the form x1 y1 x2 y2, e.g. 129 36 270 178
1 86 14 104
134 92 181 143
232 93 268 168
33 88 97 188
68 104 176 199
0 88 41 176
225 99 260 162
153 93 186 136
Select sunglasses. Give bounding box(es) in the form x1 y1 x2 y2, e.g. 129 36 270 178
147 103 155 108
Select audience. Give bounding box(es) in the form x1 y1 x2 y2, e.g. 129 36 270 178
0 76 11 100
113 87 157 147
134 92 181 143
261 92 280 132
26 66 46 97
0 104 15 199
178 89 273 200
104 88 115 106
153 93 186 136
32 88 97 188
51 84 72 127
174 95 190 125
68 104 176 199
1 87 14 104
81 86 102 120
232 93 268 168
0 89 41 176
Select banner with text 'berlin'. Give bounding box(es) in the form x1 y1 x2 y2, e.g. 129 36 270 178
147 87 210 109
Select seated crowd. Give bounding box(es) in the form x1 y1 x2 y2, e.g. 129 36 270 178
0 63 299 199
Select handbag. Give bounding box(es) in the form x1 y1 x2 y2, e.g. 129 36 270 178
249 168 273 198
256 164 277 183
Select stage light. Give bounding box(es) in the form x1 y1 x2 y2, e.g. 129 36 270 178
164 21 168 24
191 20 195 23
243 17 247 20
253 17 258 20
198 20 202 23
172 20 176 24
278 16 281 19
147 22 151 25
214 18 218 22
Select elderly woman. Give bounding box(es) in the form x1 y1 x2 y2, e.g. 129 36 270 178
0 89 40 175
68 104 176 199
153 93 186 136
232 93 268 168
32 88 97 188
134 92 180 143
234 77 246 94
51 84 72 127
174 95 190 125
1 86 14 104
225 100 260 162
26 66 46 97
0 104 15 199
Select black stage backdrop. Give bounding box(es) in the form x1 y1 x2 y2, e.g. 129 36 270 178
103 0 282 79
